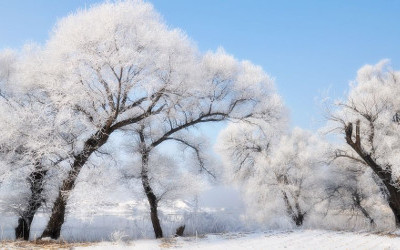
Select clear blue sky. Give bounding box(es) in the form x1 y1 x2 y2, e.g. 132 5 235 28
0 0 399 130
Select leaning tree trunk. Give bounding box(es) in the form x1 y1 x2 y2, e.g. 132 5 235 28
382 182 400 227
15 164 47 240
40 155 87 239
352 191 375 226
140 147 163 238
345 121 400 227
41 127 111 239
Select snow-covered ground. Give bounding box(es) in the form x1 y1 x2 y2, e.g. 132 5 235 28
1 230 399 249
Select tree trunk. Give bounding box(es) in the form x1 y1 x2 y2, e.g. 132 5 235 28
40 157 85 239
15 164 47 240
281 190 305 226
357 155 400 226
149 199 163 239
41 127 111 239
352 191 375 226
293 214 304 226
139 139 163 238
384 184 400 227
15 217 31 241
293 200 305 226
345 121 400 227
175 225 185 237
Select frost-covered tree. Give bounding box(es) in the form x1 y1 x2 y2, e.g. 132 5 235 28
13 0 285 239
122 126 209 238
268 129 328 226
328 60 400 227
324 158 384 227
0 48 73 240
217 125 327 227
0 49 17 189
119 30 284 238
0 49 15 91
34 1 196 238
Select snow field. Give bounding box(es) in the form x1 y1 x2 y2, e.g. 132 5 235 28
26 230 399 250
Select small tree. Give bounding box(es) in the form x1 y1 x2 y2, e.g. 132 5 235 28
122 128 209 238
324 157 384 227
217 125 327 227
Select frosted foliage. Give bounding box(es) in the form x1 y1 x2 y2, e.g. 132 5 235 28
326 157 387 220
216 119 286 182
0 49 16 88
0 0 287 238
146 152 202 202
0 54 74 217
255 128 327 224
199 49 285 123
121 122 217 202
123 150 202 203
0 49 72 162
20 0 284 153
137 114 220 177
217 125 328 226
330 60 400 181
27 0 194 137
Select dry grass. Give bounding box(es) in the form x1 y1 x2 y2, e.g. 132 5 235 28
0 239 95 249
375 232 400 238
159 237 181 248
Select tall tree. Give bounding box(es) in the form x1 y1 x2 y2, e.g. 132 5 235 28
25 0 284 239
328 60 400 227
120 28 285 238
0 48 72 240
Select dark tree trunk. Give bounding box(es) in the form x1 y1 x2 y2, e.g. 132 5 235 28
281 190 305 226
175 225 185 237
293 200 305 226
149 199 163 239
40 189 68 239
293 213 304 226
352 191 375 225
41 127 111 239
141 151 163 238
384 184 400 227
358 204 375 225
15 164 47 240
345 121 400 227
139 129 163 239
40 155 86 239
15 217 31 241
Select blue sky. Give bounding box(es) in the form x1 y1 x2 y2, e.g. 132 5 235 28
0 0 399 131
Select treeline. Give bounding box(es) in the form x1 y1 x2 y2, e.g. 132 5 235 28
0 0 399 241
216 60 400 230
